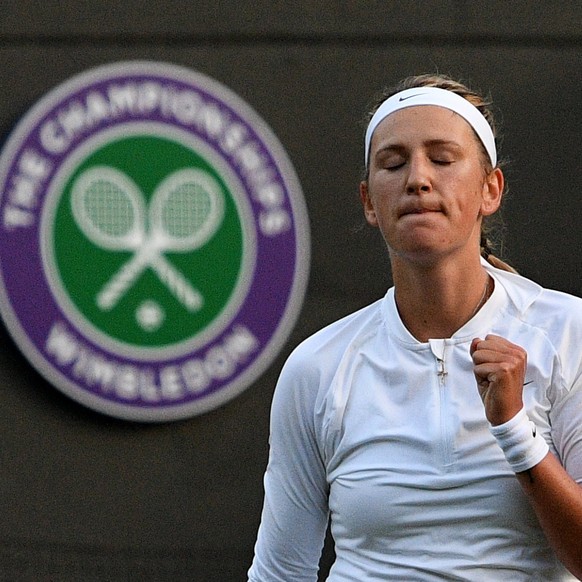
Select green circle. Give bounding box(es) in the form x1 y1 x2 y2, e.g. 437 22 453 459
53 135 243 348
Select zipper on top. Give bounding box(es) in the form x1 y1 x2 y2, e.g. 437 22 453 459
429 339 454 467
429 339 447 385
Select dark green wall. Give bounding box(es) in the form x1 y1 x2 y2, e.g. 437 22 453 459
0 2 580 580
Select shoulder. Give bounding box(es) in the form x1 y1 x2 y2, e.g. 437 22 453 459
489 262 582 356
533 287 582 318
274 297 385 403
528 288 582 363
523 285 582 342
270 297 385 435
503 274 582 385
488 262 582 332
286 297 385 372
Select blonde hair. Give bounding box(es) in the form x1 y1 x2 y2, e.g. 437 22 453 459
364 73 517 274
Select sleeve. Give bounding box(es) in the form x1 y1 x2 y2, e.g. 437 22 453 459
548 308 582 485
248 346 330 582
551 371 582 485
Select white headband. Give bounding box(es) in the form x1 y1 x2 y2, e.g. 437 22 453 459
364 87 497 167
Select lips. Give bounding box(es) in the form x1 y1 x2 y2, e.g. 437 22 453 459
399 205 442 217
407 208 436 214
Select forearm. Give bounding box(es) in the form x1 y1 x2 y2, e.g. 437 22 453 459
516 452 582 580
490 407 582 578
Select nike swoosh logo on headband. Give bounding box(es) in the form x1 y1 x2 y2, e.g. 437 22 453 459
399 93 428 101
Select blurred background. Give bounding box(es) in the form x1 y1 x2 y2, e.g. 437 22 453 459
0 2 580 580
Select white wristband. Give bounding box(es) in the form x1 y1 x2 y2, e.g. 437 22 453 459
489 407 549 473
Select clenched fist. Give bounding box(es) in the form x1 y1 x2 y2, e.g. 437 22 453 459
470 334 526 426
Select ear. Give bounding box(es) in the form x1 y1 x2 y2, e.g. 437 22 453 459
480 167 504 217
360 181 378 227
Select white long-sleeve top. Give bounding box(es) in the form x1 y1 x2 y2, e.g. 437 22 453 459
248 263 582 581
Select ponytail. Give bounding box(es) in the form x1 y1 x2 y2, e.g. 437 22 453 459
480 234 518 274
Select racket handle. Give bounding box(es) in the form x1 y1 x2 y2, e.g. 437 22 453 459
152 257 203 312
97 253 148 310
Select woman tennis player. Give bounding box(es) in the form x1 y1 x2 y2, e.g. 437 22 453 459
248 74 582 581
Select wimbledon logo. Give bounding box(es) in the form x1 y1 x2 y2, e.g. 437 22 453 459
0 61 310 421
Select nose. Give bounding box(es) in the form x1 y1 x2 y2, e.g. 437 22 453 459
405 155 432 194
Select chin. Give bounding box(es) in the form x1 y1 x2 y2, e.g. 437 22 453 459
388 241 455 266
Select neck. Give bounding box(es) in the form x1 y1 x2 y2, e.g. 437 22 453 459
391 254 492 342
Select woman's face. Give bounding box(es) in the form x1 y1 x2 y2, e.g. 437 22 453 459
360 105 503 266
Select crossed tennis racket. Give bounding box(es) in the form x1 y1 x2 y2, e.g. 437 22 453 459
71 166 225 312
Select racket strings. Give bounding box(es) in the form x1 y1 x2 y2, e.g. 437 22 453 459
84 179 135 238
161 183 213 239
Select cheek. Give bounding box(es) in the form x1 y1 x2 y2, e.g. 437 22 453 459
367 174 400 210
370 170 400 190
447 173 486 214
367 191 397 230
